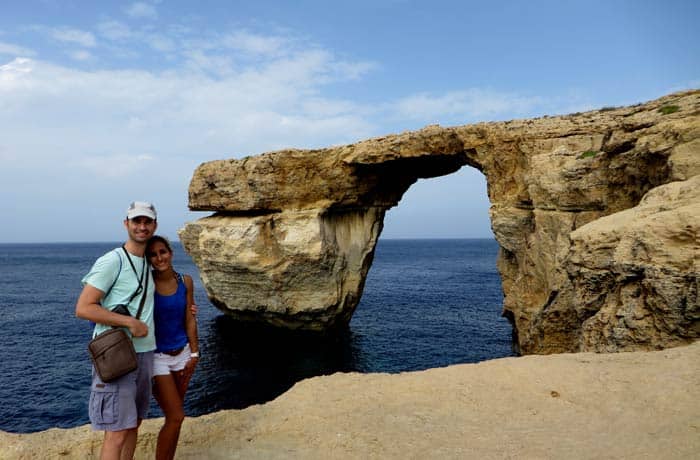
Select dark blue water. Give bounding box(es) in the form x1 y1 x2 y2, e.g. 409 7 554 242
0 239 514 433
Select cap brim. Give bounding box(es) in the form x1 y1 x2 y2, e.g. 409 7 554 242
127 212 156 220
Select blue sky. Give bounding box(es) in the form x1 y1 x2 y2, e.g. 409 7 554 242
1 0 698 242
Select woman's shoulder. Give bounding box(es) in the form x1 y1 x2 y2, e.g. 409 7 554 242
178 272 194 287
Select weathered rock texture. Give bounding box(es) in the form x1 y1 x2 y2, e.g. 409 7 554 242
3 341 699 459
180 90 699 353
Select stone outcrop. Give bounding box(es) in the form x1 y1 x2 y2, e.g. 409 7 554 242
180 90 699 353
3 341 699 459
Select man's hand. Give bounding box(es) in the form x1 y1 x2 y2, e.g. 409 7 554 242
128 318 148 337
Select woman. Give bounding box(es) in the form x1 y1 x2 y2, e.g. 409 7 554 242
146 235 199 460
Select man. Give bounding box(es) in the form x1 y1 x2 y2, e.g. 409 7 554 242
76 201 158 460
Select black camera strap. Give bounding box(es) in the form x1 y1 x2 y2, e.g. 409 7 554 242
121 246 149 320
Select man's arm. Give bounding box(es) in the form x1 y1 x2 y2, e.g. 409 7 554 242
75 284 148 337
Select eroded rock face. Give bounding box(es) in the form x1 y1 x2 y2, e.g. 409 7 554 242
180 90 699 352
568 176 699 351
179 208 384 330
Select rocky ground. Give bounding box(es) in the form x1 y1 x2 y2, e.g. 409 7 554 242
2 341 698 459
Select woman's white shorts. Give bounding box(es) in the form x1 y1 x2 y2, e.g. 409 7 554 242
153 344 191 376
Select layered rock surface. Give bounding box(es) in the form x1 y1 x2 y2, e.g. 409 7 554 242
181 90 699 353
3 341 698 459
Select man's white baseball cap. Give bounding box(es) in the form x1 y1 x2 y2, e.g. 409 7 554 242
126 201 157 220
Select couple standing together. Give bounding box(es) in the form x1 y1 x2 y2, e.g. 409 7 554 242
75 201 199 460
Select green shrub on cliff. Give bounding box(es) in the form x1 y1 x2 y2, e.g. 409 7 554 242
658 105 680 115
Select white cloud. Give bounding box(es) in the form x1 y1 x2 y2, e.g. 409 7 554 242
332 59 377 81
181 49 236 76
97 21 134 41
78 153 155 178
0 53 556 192
125 2 158 20
222 31 287 57
0 50 376 183
394 89 544 123
146 34 176 52
48 27 97 47
0 58 33 89
69 50 92 61
0 41 36 57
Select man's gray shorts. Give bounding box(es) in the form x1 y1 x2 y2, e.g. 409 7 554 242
89 351 154 431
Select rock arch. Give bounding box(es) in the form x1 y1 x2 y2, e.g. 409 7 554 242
179 90 699 354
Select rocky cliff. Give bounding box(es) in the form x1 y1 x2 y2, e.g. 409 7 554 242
180 90 699 354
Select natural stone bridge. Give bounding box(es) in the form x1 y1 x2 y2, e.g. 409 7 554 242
179 90 699 354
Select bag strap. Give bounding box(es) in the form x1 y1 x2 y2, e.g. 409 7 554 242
133 267 148 320
123 279 142 306
122 246 145 291
103 249 123 299
121 246 148 318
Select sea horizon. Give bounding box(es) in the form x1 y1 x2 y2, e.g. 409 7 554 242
0 236 497 245
1 238 511 433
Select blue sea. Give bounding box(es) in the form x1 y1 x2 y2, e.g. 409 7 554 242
0 239 514 434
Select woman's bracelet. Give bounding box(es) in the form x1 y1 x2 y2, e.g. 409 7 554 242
190 351 200 358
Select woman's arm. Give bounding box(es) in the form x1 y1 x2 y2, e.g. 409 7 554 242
175 274 199 396
184 274 199 356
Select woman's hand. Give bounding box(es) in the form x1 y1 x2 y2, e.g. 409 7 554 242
175 355 198 395
184 355 199 373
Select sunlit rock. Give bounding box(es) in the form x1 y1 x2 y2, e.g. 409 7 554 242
180 90 699 352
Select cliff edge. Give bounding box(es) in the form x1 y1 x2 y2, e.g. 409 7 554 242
3 340 698 459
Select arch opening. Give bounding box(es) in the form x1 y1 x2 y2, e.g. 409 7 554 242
345 165 516 372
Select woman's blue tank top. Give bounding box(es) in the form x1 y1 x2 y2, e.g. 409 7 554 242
153 274 189 353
